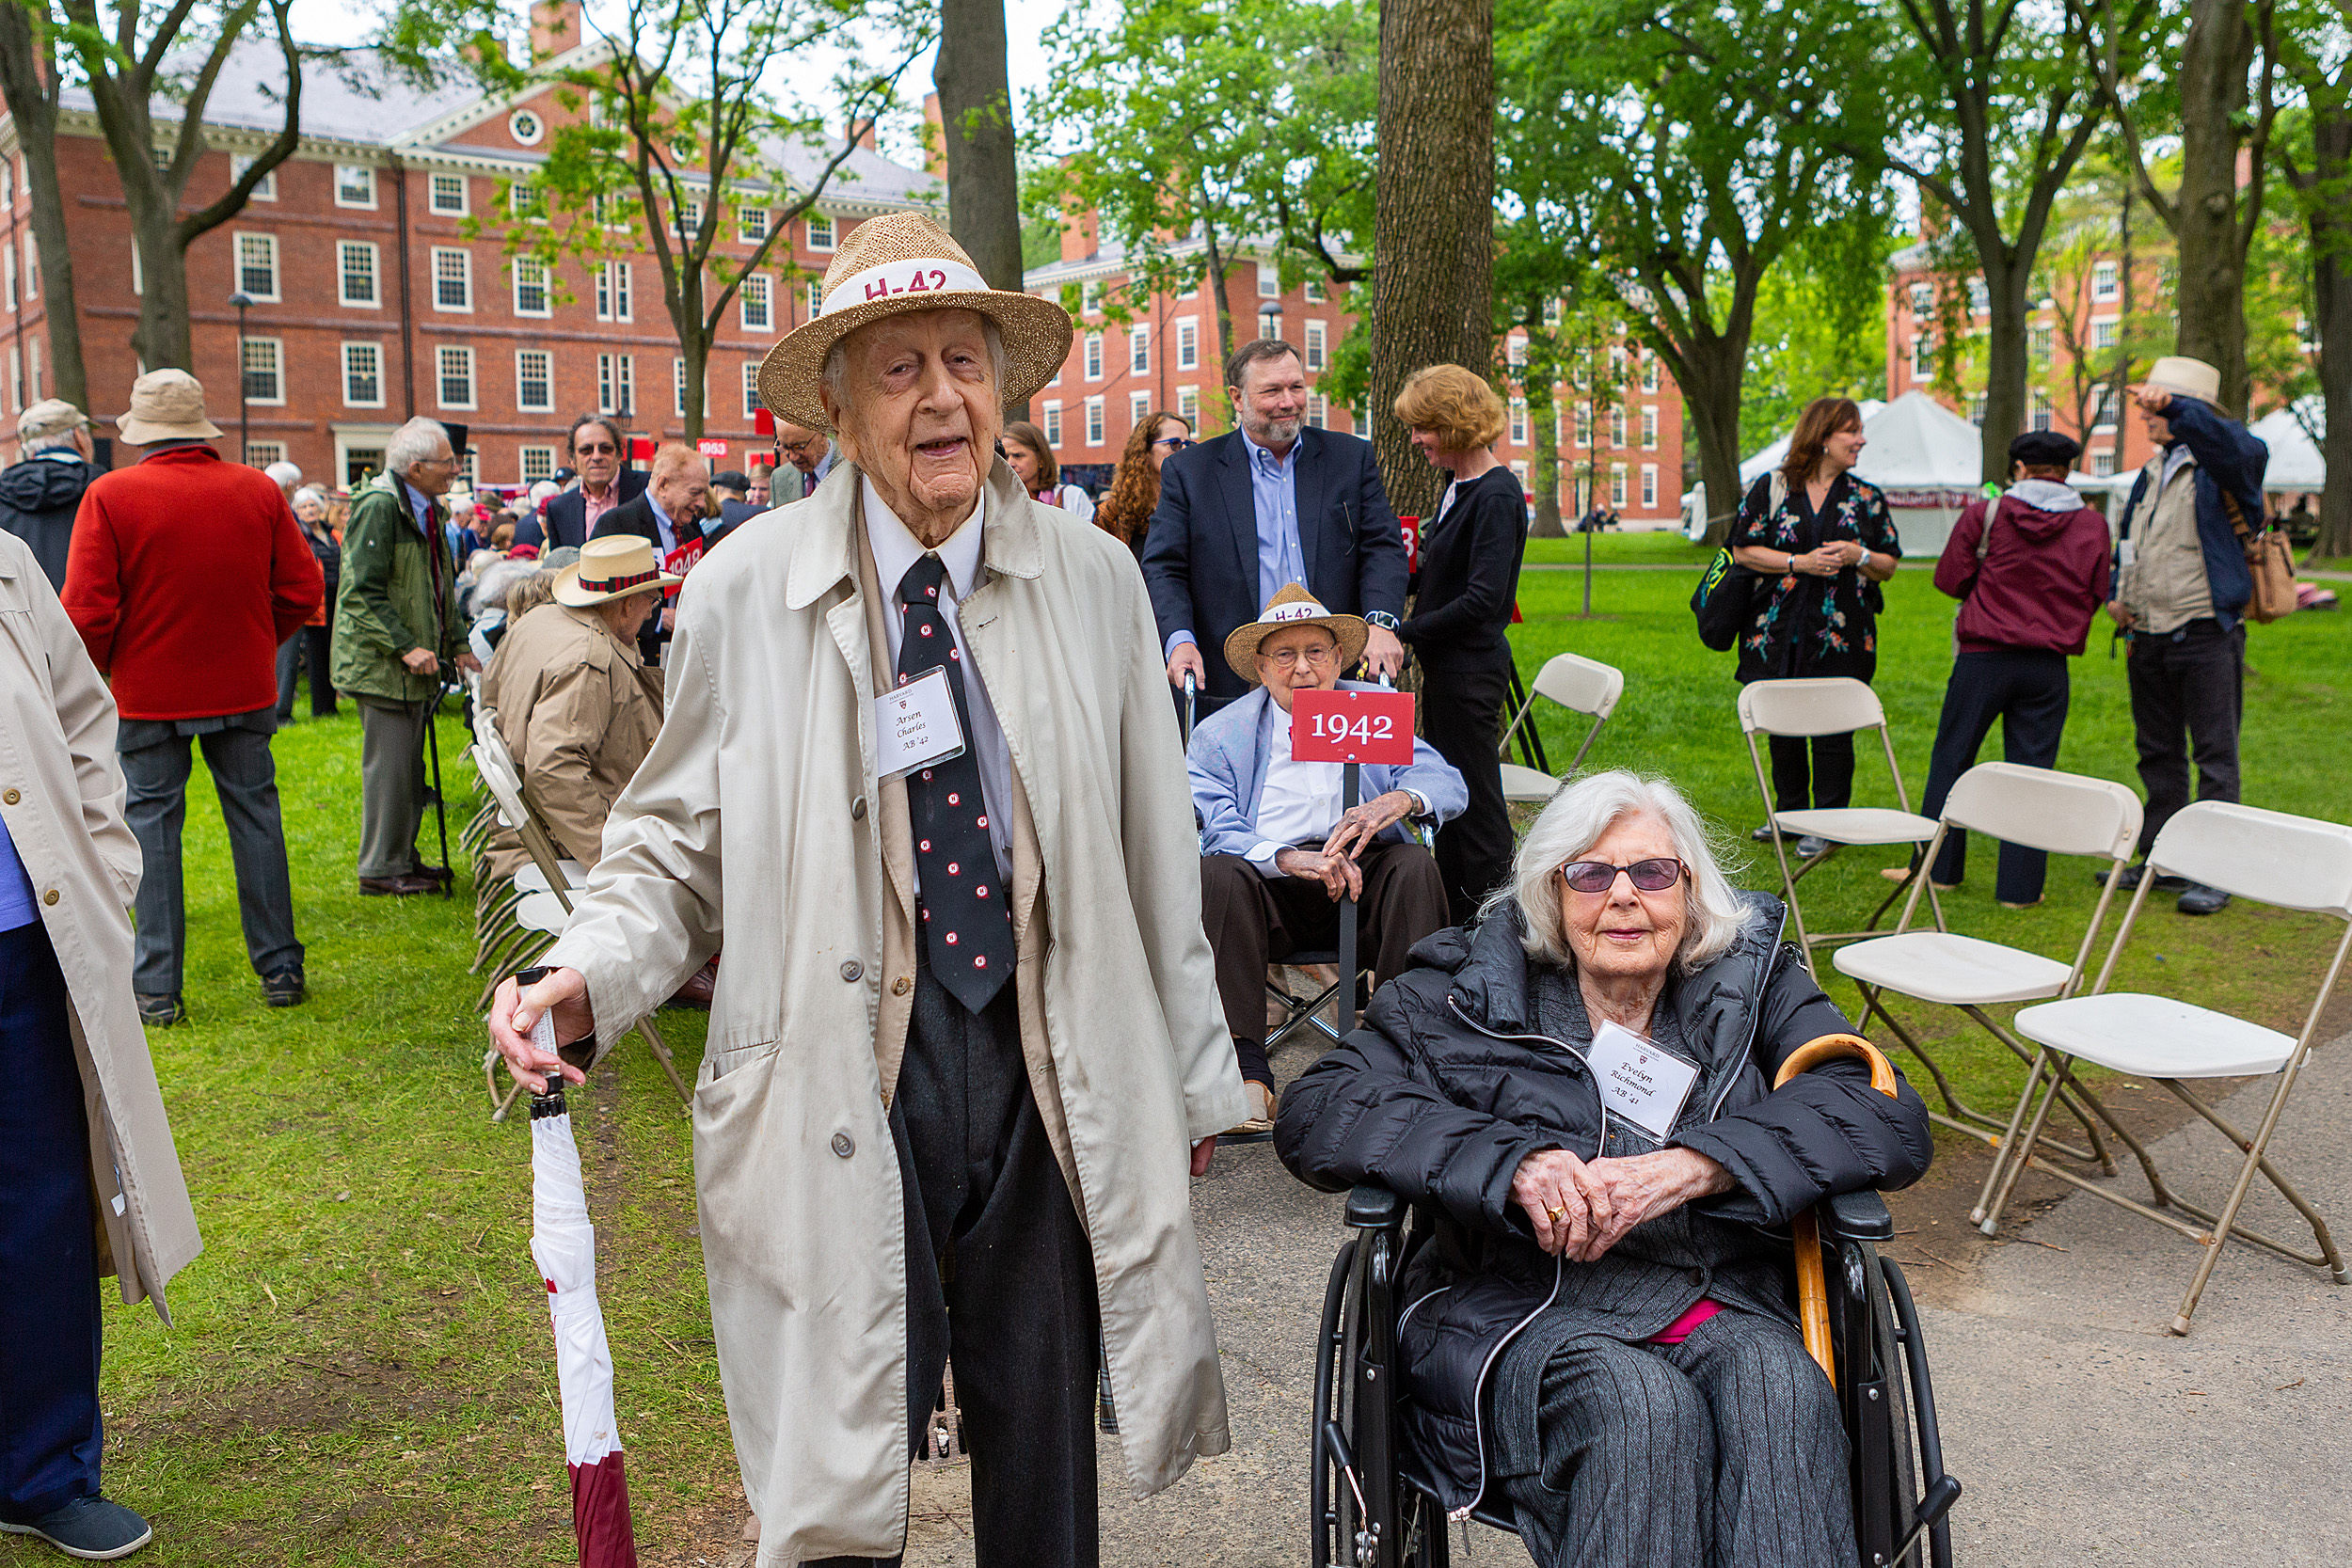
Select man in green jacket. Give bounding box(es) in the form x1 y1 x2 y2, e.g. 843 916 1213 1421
330 418 476 895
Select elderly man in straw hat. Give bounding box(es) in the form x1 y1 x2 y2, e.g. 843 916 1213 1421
1189 584 1462 1132
476 535 675 883
486 213 1245 1565
2106 356 2269 917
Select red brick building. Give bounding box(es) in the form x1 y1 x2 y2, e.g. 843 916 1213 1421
1022 223 1687 523
0 1 940 488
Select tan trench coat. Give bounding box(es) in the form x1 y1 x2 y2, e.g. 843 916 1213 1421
0 530 200 1316
477 602 664 880
544 459 1246 1564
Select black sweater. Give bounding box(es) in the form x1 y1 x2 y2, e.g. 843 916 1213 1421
1400 465 1525 671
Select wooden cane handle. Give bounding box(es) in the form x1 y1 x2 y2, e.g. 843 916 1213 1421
1778 1034 1899 1382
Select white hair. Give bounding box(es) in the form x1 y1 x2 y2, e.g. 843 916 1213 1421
386 417 451 478
291 484 328 513
1485 769 1753 975
20 429 80 456
820 313 1008 421
264 459 302 492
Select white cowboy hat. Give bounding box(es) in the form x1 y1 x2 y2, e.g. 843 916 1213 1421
1223 583 1369 686
2143 356 2224 409
756 213 1073 436
551 535 683 609
116 369 224 445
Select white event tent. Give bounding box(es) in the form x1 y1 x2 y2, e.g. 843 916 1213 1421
1739 392 1983 557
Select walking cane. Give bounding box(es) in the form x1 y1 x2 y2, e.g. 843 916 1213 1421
423 681 453 898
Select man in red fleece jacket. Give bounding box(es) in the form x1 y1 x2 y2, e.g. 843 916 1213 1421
1910 430 2112 907
61 371 323 1024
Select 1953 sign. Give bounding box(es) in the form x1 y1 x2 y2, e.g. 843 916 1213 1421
1290 687 1416 765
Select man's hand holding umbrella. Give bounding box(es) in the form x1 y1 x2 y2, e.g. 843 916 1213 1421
490 969 596 1093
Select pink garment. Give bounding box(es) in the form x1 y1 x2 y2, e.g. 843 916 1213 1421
580 483 623 533
1648 1298 1722 1346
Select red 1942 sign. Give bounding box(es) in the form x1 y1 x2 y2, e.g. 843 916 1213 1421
1290 687 1417 765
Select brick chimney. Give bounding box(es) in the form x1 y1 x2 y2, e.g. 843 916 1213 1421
921 93 947 178
1061 205 1098 264
847 118 878 151
531 0 582 61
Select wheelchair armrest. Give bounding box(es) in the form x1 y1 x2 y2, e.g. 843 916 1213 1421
1819 1188 1895 1243
1345 1184 1406 1231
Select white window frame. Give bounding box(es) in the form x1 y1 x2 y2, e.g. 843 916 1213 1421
743 359 762 417
1043 400 1063 447
21 236 34 300
739 204 770 245
739 273 772 332
429 173 468 215
1304 277 1326 304
520 445 557 483
2091 317 2119 350
1084 396 1105 447
1611 463 1627 507
2092 449 2117 478
1306 319 1327 372
1177 385 1199 425
807 212 836 251
431 247 472 312
3 246 13 312
23 337 37 404
2091 261 2119 303
1130 324 1150 375
1084 333 1104 381
233 231 278 302
1308 392 1328 429
596 261 633 324
229 154 277 201
1081 279 1104 317
1176 317 1198 372
337 241 380 309
1642 355 1659 393
436 344 476 410
515 349 554 413
1641 464 1658 509
1641 405 1658 450
1258 309 1281 343
7 345 20 413
1129 390 1151 430
334 164 376 209
512 256 551 318
240 336 285 405
2090 381 2116 431
245 440 286 467
1506 334 1528 368
1509 397 1529 446
1257 262 1279 298
340 341 384 408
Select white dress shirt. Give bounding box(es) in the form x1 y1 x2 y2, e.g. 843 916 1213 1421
863 477 1014 880
1246 710 1344 876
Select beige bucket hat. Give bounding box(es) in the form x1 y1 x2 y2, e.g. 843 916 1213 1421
1224 583 1369 685
2143 356 2225 410
756 213 1073 435
552 535 683 609
16 399 91 445
116 369 225 445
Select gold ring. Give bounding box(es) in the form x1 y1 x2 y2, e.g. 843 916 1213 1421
1546 1203 1567 1221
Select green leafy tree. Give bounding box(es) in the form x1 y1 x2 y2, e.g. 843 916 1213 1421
2273 0 2352 558
1740 206 1898 454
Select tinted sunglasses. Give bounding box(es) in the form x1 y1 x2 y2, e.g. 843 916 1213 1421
1152 436 1193 451
576 441 619 456
1557 857 1687 894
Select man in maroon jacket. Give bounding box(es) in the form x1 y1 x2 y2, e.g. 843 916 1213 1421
62 371 324 1024
1910 430 2112 907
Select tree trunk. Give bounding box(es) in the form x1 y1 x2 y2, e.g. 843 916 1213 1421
677 271 709 441
1677 336 1745 546
1204 221 1235 394
2171 0 2259 408
2305 107 2352 561
1371 0 1493 520
1978 249 2032 483
935 0 1027 422
0 7 87 412
135 199 196 376
1529 377 1563 536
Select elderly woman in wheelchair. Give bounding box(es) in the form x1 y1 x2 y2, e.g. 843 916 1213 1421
1276 770 1934 1568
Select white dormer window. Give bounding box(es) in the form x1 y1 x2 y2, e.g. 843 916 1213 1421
335 164 375 208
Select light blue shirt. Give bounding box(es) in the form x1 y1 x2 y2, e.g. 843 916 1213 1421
0 811 42 932
1167 431 1310 660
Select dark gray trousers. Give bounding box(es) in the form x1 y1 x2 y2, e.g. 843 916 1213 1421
2126 617 2244 856
1920 648 2070 903
356 695 431 879
811 947 1100 1568
1501 1310 1855 1568
117 709 303 995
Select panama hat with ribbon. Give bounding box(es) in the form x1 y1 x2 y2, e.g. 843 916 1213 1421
756 212 1073 435
1223 583 1369 685
2143 356 2227 412
552 535 683 609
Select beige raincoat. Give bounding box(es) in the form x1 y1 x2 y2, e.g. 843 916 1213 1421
0 529 199 1316
543 458 1245 1564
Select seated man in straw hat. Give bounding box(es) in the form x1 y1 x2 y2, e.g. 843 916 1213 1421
1189 584 1463 1132
485 212 1244 1567
477 535 675 883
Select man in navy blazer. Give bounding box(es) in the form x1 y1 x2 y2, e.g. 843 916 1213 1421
516 415 649 550
1143 340 1408 712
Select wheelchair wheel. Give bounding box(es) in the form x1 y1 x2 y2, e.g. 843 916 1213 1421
1863 1243 1924 1568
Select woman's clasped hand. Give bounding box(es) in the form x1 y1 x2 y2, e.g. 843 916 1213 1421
1509 1144 1734 1262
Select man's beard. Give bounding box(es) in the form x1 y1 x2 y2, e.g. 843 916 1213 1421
1250 413 1304 445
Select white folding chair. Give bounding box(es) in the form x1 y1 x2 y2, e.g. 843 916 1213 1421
1497 652 1625 803
1833 763 2161 1191
1737 677 1944 965
1986 800 2352 1334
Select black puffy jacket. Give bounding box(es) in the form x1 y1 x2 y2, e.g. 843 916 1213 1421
1274 893 1932 1514
0 453 99 590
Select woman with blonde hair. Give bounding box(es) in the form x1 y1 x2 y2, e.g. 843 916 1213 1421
1727 396 1900 849
1394 363 1526 922
1000 420 1096 524
1094 409 1193 562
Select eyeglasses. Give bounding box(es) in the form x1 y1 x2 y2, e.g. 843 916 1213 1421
1152 436 1192 451
778 438 817 456
576 441 619 456
1556 858 1687 894
1262 642 1335 668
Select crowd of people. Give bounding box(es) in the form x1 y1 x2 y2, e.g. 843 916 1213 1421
0 196 2278 1565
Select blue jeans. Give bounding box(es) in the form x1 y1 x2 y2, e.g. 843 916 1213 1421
0 920 103 1522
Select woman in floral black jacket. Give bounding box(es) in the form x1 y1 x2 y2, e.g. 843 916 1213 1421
1728 397 1900 834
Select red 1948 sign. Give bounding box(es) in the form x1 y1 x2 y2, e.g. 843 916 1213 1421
1291 687 1417 765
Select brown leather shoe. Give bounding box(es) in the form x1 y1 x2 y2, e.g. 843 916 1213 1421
666 957 719 1009
409 862 456 886
359 873 439 896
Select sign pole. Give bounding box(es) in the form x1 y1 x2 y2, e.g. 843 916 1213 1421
1339 761 1359 1037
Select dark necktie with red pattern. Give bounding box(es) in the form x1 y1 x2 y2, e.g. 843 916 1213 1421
896 553 1013 1012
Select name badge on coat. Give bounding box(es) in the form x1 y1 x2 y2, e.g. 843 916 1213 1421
874 666 966 779
1586 1020 1701 1141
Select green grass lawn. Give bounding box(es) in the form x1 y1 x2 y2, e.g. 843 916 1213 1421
1521 530 1715 567
20 560 2348 1564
